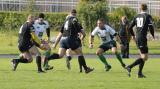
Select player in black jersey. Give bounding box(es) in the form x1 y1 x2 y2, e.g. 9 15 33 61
11 15 46 73
126 4 154 78
44 9 94 73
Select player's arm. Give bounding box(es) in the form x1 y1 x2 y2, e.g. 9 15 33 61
31 32 41 47
53 32 62 48
53 24 64 48
148 16 155 39
89 28 98 48
129 17 136 42
46 27 50 41
79 29 86 41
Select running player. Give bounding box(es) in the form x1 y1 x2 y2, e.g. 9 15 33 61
44 9 94 73
126 4 154 78
89 18 126 71
33 13 53 70
11 15 46 73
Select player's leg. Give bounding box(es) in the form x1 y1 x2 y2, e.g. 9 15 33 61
66 49 72 70
73 47 94 73
111 47 126 68
96 48 111 71
138 47 148 78
11 51 33 71
42 42 53 70
29 45 44 73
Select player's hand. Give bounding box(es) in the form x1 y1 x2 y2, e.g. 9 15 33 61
40 44 47 50
52 44 56 49
89 44 93 49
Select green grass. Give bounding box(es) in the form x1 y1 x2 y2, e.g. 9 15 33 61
0 31 160 54
0 58 160 89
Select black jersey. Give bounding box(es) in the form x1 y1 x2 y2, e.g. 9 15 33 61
18 22 34 48
129 12 153 40
60 16 81 37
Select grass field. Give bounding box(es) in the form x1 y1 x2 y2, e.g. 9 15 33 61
0 58 160 89
0 31 160 54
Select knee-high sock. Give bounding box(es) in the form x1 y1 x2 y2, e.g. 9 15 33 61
36 56 42 71
48 53 60 60
15 58 29 63
138 60 145 74
98 54 109 66
66 56 72 61
115 52 125 65
128 58 143 69
44 49 51 67
78 56 88 70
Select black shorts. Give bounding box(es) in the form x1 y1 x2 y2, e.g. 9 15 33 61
99 40 117 51
60 37 81 50
136 39 148 54
18 44 33 53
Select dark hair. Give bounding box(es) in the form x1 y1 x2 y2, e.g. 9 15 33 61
98 18 105 23
38 13 45 18
71 9 77 13
141 4 148 11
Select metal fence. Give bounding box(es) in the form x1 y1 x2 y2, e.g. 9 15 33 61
0 0 160 16
108 0 160 16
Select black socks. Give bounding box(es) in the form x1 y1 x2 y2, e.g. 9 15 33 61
128 58 143 68
78 56 87 70
36 56 42 71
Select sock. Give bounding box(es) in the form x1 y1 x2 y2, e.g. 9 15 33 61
138 60 145 74
98 54 109 66
66 56 72 61
18 59 29 63
78 56 88 70
36 56 42 71
48 53 59 60
115 52 125 65
44 50 51 67
44 49 51 57
15 59 29 63
128 58 143 68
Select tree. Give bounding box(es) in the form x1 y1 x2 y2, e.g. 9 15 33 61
77 0 108 32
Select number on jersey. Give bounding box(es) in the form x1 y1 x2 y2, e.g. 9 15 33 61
136 18 144 27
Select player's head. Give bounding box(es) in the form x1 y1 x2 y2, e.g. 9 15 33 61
97 18 105 29
121 16 128 24
27 14 34 23
141 4 148 11
70 9 77 16
38 13 45 22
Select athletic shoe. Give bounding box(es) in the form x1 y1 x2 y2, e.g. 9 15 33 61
105 65 111 71
121 63 126 68
66 58 71 70
44 65 53 71
38 69 45 73
11 59 19 71
138 73 146 78
126 66 131 77
85 67 94 74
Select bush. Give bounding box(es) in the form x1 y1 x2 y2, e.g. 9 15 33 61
107 6 137 31
77 0 108 32
0 12 68 31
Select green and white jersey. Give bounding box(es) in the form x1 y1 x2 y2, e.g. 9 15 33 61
91 25 116 43
33 20 49 40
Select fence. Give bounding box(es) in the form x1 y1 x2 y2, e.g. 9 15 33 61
0 0 160 16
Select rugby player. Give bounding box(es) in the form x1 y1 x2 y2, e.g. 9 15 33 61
33 13 53 70
126 4 154 78
44 9 94 73
89 18 126 71
11 15 46 73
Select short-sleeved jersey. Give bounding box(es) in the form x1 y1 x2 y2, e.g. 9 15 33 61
33 20 49 39
18 22 34 47
60 16 81 37
91 25 116 43
129 12 153 40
